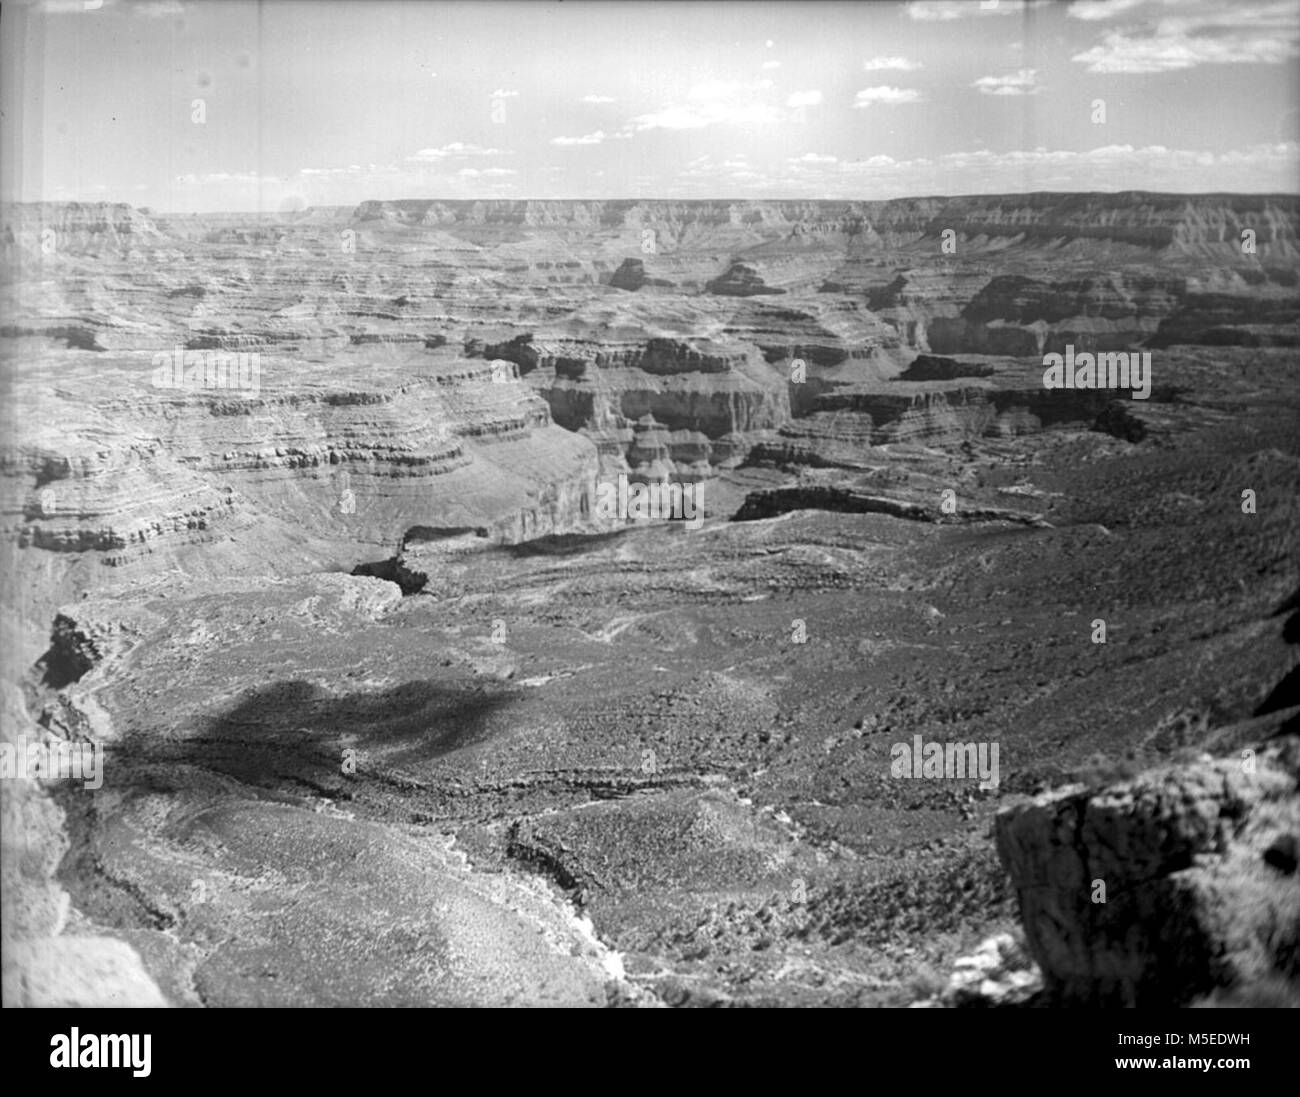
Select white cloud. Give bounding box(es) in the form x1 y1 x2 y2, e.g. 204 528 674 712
626 102 783 130
973 69 1040 95
1073 29 1298 72
34 0 111 11
1070 1 1300 72
551 130 608 146
490 88 519 98
863 56 922 71
786 90 823 108
580 94 616 103
678 154 767 183
131 0 184 16
625 80 783 131
1066 0 1147 19
159 140 1300 205
405 143 509 162
761 60 782 70
906 0 1046 20
174 172 264 185
760 141 1300 197
853 86 924 108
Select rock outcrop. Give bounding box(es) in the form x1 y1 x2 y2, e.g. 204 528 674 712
897 354 997 382
996 736 1300 1006
2 346 600 572
1 680 168 1008
608 258 672 291
706 261 786 297
939 933 1042 1008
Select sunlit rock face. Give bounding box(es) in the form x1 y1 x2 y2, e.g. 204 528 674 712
2 346 599 565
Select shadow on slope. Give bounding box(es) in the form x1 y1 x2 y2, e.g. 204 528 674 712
113 677 519 796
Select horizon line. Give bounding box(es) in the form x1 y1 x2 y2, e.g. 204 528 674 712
7 188 1300 217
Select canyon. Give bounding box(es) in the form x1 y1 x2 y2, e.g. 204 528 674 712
2 193 1298 1006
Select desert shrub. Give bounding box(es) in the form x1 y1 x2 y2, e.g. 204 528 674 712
1073 752 1143 790
906 961 949 1002
1190 976 1300 1008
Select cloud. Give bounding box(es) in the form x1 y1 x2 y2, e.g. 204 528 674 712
173 172 264 185
131 0 184 15
625 80 783 131
673 142 1300 198
973 69 1040 95
786 90 823 108
906 0 1046 20
1066 0 1146 18
33 0 113 11
160 140 1299 205
626 102 783 130
1066 0 1149 18
1070 1 1300 72
853 86 924 108
490 88 519 98
624 107 711 131
761 60 782 70
405 143 510 162
1073 28 1299 72
761 141 1300 197
551 130 608 146
580 94 616 103
863 56 922 71
678 154 768 184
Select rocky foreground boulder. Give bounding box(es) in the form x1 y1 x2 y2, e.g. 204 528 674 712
996 734 1300 1007
1 682 167 1007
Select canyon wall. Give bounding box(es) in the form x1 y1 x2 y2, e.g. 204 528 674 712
3 192 1297 590
351 195 1300 256
1 344 601 603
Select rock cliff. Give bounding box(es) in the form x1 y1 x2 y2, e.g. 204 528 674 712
3 346 598 571
997 735 1300 1006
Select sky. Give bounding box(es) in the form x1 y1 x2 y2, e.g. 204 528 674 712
3 0 1298 211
